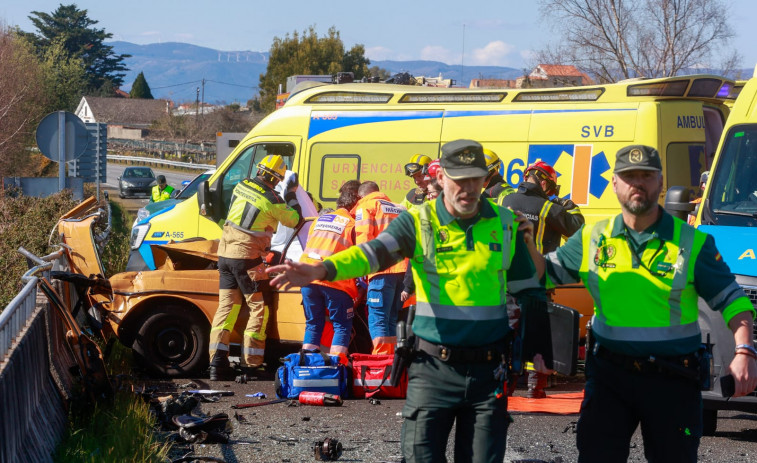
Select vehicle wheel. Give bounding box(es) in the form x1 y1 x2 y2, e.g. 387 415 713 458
119 191 125 199
702 409 718 436
133 304 209 377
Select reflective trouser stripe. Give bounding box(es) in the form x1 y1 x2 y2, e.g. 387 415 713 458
209 289 243 362
243 347 265 356
209 343 229 352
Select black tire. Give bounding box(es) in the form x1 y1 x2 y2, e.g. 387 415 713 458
702 409 718 436
132 304 209 377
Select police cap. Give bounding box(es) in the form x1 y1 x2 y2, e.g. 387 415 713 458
613 145 662 173
440 139 488 180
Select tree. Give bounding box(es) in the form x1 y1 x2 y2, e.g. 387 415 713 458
19 4 130 94
38 36 86 112
0 26 47 178
258 26 371 112
130 72 154 99
536 0 740 82
369 66 392 81
342 44 371 80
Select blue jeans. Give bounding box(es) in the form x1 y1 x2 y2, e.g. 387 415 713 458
366 273 404 338
301 284 354 348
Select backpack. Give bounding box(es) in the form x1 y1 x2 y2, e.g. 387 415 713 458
275 350 349 399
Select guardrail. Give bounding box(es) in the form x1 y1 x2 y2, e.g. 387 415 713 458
107 154 212 171
0 200 111 463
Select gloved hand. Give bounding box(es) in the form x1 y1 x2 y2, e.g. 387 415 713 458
552 196 577 210
283 172 299 193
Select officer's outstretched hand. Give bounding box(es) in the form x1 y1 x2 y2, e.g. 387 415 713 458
513 210 534 245
267 259 327 291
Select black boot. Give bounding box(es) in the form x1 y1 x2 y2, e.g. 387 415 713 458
208 356 232 381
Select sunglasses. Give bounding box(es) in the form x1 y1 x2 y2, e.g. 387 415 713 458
404 163 423 176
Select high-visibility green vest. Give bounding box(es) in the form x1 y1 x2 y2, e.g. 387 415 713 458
151 184 174 202
408 199 516 346
579 215 707 356
226 177 287 232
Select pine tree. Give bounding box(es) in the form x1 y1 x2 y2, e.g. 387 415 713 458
130 72 154 99
18 4 130 94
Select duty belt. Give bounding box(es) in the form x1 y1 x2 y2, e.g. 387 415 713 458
594 345 699 381
415 337 504 363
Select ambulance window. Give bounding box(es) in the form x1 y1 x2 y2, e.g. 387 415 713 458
218 143 295 217
709 126 757 220
665 143 706 192
703 107 725 168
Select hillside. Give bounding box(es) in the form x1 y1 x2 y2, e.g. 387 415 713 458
111 41 522 105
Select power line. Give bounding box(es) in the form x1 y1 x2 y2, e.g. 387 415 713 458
206 79 259 89
152 80 203 90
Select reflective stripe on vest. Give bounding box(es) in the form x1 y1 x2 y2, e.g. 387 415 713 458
410 200 514 346
301 209 358 298
580 216 704 345
355 193 407 276
226 178 280 231
534 200 553 254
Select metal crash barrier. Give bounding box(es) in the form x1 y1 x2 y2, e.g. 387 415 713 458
0 247 80 463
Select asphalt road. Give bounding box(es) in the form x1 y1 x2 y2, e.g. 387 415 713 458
141 369 757 463
104 162 757 462
104 162 201 214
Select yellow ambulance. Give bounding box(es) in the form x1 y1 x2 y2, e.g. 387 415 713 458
127 74 736 336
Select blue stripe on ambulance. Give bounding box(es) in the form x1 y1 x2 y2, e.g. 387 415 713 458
698 225 757 276
309 110 443 139
308 108 637 139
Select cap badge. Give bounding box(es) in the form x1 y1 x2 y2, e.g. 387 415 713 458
629 148 643 164
458 150 476 165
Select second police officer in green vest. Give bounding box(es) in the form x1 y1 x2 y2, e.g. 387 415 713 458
150 175 174 202
526 145 757 462
268 139 543 463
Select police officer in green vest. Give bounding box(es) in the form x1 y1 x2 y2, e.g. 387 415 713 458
526 145 757 462
268 139 543 463
150 175 174 202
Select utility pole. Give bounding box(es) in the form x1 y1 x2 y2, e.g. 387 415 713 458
195 86 200 131
201 78 206 117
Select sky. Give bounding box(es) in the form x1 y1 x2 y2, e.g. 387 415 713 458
1 0 756 71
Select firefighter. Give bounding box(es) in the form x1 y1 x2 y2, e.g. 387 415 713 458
481 149 515 202
527 145 757 462
150 175 174 202
353 181 407 354
299 183 360 355
208 155 301 381
267 139 543 462
401 153 432 209
500 160 585 398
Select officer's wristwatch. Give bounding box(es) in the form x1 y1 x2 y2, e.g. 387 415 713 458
735 344 757 359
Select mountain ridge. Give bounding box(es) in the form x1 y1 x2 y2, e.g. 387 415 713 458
111 41 523 105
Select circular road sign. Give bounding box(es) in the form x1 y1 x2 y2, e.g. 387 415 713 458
36 111 90 162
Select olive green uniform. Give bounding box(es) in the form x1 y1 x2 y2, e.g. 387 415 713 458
323 194 542 463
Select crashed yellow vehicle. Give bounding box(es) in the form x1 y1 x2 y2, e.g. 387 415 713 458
58 197 370 377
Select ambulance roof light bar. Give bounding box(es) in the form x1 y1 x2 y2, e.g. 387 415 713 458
306 92 393 104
